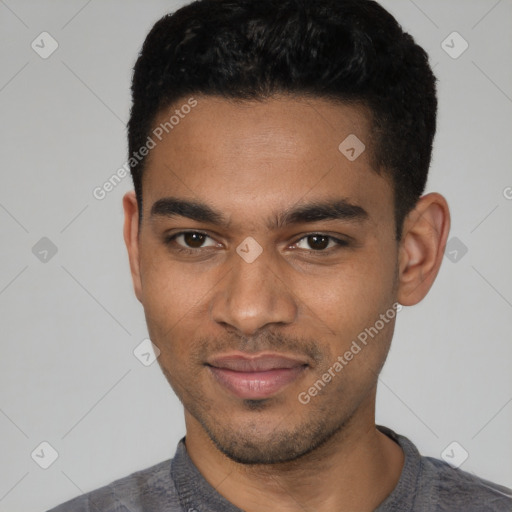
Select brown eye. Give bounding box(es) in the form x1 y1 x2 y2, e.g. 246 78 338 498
306 235 329 250
167 231 217 250
183 232 207 248
294 234 348 252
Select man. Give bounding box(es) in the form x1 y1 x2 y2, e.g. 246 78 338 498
49 0 512 510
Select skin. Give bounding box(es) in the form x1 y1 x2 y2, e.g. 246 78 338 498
123 95 450 512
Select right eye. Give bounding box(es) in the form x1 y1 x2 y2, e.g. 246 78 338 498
167 231 218 250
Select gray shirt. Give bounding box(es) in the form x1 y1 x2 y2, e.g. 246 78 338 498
47 425 512 511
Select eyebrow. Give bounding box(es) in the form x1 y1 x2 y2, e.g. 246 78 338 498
151 197 227 225
275 199 368 228
150 196 368 229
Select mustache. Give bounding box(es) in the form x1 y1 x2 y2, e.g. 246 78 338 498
192 330 325 366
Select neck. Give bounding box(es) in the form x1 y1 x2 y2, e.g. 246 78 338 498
184 392 404 512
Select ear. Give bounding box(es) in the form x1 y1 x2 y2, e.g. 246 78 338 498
123 190 143 303
397 193 451 306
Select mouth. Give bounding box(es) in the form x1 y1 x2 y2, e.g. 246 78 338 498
206 352 309 400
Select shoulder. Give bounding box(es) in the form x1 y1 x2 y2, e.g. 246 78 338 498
46 458 181 512
377 426 512 512
419 455 512 511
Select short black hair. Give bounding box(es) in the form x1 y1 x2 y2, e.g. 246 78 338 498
128 0 437 240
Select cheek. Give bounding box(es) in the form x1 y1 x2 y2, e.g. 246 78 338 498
139 243 211 316
139 254 188 340
296 248 396 337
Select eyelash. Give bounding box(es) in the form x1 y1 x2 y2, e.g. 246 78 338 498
164 231 349 255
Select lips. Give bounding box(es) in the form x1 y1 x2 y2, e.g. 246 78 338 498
208 354 306 371
206 353 308 400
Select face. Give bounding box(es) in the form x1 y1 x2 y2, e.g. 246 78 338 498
128 95 401 464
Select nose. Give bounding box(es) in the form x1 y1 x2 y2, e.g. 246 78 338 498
210 248 298 336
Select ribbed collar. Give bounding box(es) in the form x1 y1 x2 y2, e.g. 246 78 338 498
171 425 420 512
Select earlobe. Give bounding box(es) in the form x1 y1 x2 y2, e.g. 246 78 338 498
123 191 143 303
397 193 451 306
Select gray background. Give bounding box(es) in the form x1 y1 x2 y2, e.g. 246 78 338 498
0 1 511 510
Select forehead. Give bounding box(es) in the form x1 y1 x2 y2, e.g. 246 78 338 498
148 94 371 165
141 95 392 225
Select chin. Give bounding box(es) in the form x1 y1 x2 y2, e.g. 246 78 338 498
202 415 344 465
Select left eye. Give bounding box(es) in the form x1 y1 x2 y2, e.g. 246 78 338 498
295 234 345 251
172 232 217 249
